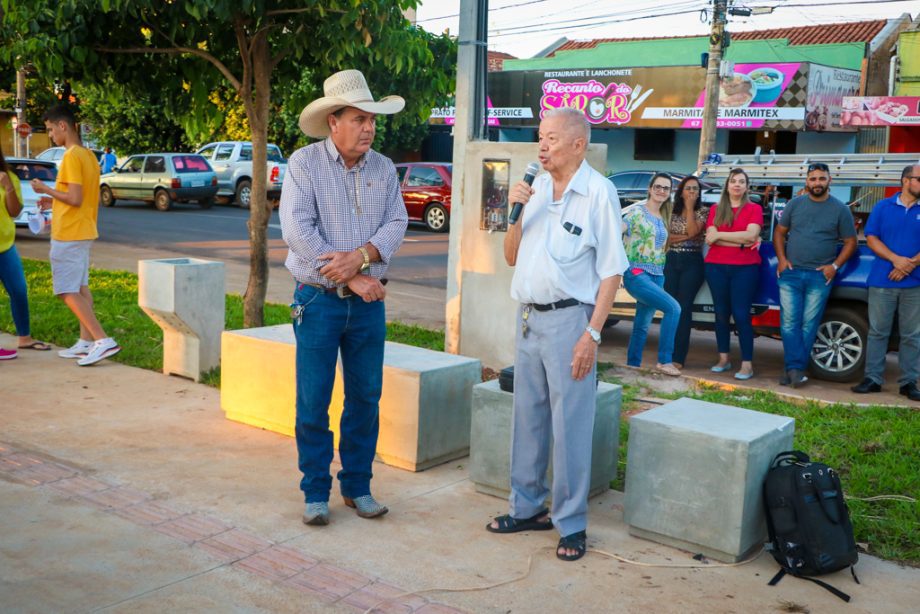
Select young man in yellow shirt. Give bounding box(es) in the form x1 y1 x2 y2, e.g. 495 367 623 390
32 105 120 366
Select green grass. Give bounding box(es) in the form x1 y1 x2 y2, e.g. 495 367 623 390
4 259 918 565
1 259 444 385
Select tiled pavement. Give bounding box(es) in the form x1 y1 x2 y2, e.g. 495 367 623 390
0 442 461 614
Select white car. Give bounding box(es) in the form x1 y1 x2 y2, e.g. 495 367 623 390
35 146 103 169
6 158 57 229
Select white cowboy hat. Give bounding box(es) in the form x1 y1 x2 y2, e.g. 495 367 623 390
298 69 405 138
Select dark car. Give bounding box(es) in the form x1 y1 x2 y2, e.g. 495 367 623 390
607 171 721 205
395 162 452 232
100 153 218 211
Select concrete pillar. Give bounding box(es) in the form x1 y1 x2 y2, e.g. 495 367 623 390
138 258 225 382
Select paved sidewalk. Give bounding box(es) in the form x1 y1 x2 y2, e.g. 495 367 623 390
2 332 918 613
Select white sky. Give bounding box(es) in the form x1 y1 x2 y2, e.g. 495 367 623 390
415 0 920 58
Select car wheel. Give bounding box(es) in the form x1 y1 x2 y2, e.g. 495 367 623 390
424 203 448 232
199 198 213 209
809 305 868 383
154 189 172 212
100 185 116 207
236 179 252 209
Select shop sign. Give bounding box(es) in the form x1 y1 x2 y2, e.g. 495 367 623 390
430 99 533 126
487 63 825 130
805 65 862 131
840 97 920 126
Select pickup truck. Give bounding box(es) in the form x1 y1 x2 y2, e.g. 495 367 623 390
609 200 893 383
195 141 287 208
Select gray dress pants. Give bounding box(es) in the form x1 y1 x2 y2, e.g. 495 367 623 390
509 302 596 537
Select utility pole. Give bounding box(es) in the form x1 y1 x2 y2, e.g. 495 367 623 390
15 68 26 157
697 0 727 169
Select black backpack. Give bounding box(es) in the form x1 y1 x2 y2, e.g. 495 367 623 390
762 451 859 602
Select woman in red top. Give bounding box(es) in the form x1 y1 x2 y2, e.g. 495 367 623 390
704 168 763 380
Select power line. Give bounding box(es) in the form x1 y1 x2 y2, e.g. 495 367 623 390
490 6 706 37
416 0 554 23
489 1 706 35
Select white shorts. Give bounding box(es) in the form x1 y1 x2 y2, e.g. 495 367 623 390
50 239 93 295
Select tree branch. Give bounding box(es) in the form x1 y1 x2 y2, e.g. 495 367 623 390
233 20 253 102
95 46 242 92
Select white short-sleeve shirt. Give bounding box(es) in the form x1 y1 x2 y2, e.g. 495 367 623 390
510 159 628 305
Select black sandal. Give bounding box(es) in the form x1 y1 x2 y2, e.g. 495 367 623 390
556 530 587 561
486 509 552 533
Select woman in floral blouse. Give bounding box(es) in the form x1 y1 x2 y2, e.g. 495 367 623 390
664 176 709 368
621 172 682 376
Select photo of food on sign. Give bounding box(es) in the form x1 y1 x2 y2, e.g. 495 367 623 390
718 74 755 108
841 96 918 126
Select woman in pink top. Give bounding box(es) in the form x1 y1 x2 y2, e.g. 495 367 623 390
704 168 763 380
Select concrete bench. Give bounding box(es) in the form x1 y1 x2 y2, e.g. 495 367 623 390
138 257 225 382
469 379 622 500
220 325 481 472
624 398 794 562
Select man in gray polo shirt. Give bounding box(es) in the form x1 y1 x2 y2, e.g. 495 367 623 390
773 162 857 387
485 107 628 562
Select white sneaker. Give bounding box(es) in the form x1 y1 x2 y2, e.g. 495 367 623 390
77 338 121 366
59 339 93 359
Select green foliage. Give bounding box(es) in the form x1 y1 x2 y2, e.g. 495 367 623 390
1 1 456 159
76 78 193 153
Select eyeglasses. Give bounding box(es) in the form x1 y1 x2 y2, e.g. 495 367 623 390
651 184 671 192
907 176 920 181
683 185 700 192
807 163 830 172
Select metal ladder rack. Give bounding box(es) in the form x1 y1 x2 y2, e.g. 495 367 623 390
698 151 920 186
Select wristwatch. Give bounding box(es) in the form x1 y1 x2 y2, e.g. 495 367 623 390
357 246 370 271
831 262 839 271
585 325 602 345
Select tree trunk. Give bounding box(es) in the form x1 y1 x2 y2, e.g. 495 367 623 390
242 36 273 328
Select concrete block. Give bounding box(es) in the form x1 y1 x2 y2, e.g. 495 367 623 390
469 379 621 500
221 325 481 471
138 258 225 382
624 398 794 562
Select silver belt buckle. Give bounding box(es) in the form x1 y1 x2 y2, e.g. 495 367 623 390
336 286 349 299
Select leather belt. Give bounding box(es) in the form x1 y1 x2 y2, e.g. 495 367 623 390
531 298 580 312
299 283 354 298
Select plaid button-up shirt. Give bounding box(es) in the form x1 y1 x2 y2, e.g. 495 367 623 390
280 138 408 287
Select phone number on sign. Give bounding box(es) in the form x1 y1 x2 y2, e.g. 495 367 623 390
685 120 759 128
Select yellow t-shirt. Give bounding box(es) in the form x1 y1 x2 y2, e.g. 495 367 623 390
0 170 24 253
52 146 101 242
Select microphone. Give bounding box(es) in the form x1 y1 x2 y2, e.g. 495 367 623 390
508 162 540 225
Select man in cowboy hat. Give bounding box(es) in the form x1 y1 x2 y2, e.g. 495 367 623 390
280 69 408 526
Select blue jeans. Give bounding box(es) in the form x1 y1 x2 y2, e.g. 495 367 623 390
624 269 681 366
291 284 386 504
865 286 920 387
0 245 31 337
664 251 705 365
778 268 833 372
704 263 760 362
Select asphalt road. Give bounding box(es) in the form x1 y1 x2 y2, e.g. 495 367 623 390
92 200 450 289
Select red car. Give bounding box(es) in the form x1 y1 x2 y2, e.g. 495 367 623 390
395 162 452 232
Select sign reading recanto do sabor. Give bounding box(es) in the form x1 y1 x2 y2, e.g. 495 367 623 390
486 62 861 131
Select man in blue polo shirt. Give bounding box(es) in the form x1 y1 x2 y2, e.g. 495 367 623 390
852 165 920 401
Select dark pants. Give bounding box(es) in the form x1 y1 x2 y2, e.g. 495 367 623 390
704 263 760 362
291 283 386 504
664 250 705 365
